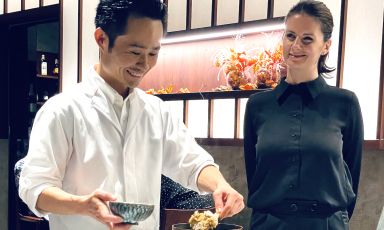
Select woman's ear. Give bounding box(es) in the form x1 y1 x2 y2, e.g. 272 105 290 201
322 39 332 55
94 27 108 53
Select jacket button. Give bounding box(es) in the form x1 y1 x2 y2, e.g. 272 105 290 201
311 203 318 212
290 203 298 212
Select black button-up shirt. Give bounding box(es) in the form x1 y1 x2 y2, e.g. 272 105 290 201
243 76 363 217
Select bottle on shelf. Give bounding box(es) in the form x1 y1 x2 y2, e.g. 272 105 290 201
40 54 47 76
15 139 25 159
53 58 59 77
27 84 37 115
42 91 49 102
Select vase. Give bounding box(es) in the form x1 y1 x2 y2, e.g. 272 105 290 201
226 71 249 90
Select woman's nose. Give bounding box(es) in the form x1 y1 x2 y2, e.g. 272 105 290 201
291 38 301 48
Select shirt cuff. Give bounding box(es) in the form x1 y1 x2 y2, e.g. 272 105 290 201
192 161 219 195
20 182 54 218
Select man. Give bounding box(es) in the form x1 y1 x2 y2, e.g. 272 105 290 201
19 0 244 229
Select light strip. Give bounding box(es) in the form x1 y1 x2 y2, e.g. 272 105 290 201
161 23 285 45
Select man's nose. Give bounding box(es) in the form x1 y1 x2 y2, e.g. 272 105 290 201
137 54 149 68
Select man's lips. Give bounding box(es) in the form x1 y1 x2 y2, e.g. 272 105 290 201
126 69 144 78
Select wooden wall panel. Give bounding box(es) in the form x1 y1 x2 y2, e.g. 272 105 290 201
343 0 383 139
217 0 239 25
320 0 342 87
191 0 211 29
25 0 39 10
61 0 79 91
244 0 268 21
7 0 21 13
80 0 99 82
140 30 284 92
167 0 187 32
273 0 298 18
43 0 59 6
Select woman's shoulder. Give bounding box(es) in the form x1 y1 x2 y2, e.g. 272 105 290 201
248 89 276 105
323 85 359 104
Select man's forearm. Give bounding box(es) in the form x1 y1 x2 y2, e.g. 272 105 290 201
36 186 84 215
197 165 229 192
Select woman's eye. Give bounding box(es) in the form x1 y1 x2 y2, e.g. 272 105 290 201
302 37 313 44
286 33 296 41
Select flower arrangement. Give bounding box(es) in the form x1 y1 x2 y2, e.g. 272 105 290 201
145 85 191 95
214 48 256 90
214 37 284 90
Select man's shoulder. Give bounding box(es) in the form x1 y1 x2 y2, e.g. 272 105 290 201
135 88 164 106
40 83 89 114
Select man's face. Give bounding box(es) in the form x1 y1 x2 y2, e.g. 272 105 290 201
100 17 163 92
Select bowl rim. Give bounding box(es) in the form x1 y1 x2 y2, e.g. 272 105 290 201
108 201 155 207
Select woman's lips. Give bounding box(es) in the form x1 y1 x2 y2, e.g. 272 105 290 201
289 54 306 60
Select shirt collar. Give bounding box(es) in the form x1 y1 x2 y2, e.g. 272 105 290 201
90 66 126 107
275 76 327 102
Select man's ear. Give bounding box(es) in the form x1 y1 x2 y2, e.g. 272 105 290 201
94 27 108 53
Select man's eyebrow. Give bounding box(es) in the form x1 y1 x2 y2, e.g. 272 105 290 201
129 43 161 50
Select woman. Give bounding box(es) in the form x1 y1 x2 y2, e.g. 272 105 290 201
243 1 363 229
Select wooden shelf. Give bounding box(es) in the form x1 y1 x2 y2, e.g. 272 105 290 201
154 88 271 101
36 74 58 79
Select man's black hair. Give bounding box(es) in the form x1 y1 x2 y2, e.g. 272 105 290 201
95 0 167 49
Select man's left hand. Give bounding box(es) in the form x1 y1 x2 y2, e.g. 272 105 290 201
212 182 244 219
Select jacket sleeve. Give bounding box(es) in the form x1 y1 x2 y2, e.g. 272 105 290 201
243 97 258 194
18 98 72 217
160 101 216 193
342 92 364 218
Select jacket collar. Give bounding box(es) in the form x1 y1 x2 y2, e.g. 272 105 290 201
275 76 327 103
82 66 146 138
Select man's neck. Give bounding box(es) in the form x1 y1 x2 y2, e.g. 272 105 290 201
94 64 131 99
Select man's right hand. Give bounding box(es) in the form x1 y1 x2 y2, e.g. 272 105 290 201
37 187 131 229
79 189 126 227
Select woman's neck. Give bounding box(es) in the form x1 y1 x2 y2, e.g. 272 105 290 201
285 68 318 84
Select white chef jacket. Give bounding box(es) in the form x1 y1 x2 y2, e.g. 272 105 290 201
19 66 216 230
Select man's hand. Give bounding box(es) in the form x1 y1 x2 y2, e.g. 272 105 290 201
79 190 127 227
37 187 132 228
109 223 133 230
212 181 244 219
196 165 245 219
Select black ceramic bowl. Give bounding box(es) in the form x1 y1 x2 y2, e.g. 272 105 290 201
172 223 243 230
109 201 154 224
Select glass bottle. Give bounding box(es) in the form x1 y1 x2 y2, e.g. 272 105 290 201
41 54 47 76
27 84 37 115
16 139 25 159
53 58 59 77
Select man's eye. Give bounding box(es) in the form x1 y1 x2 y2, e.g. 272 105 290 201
149 52 158 57
130 51 140 55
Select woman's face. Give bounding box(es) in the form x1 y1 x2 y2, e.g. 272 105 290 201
283 13 331 73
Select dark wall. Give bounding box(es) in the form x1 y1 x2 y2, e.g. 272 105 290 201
0 24 9 139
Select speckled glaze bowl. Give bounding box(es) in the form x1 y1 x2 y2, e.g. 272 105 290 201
172 223 243 230
109 201 154 224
